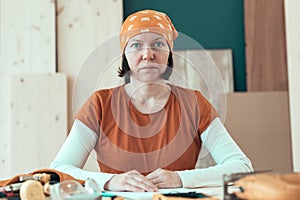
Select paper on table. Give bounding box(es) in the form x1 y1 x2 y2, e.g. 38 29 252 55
103 188 216 200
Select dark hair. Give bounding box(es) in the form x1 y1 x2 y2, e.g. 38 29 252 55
118 52 174 84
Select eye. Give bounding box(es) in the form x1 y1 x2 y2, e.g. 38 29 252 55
130 43 141 49
153 41 164 48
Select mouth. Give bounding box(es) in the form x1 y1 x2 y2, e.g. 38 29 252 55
138 64 159 71
139 66 157 70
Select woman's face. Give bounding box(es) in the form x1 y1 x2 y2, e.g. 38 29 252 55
124 32 170 83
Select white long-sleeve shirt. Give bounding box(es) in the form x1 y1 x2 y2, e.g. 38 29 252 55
50 117 253 189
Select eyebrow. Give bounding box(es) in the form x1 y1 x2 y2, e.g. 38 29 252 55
129 36 166 43
152 37 165 41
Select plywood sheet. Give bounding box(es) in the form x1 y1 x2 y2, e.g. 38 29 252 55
56 0 123 130
244 0 288 91
206 50 234 93
0 0 55 178
10 74 67 175
225 91 292 172
172 49 233 94
284 0 300 172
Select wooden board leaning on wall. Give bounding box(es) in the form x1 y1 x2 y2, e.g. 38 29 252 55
10 74 67 175
56 0 123 131
0 0 56 178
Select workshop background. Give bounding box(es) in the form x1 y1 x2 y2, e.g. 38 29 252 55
0 0 299 178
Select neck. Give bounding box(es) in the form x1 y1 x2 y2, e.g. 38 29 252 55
125 78 170 102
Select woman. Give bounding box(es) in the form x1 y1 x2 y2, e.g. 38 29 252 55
50 9 253 192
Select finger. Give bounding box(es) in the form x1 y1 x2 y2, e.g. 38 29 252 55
136 173 159 187
155 182 173 189
122 183 149 192
132 172 158 187
150 177 163 185
130 176 158 192
126 170 158 191
146 168 162 179
145 176 162 190
134 175 158 191
146 173 156 179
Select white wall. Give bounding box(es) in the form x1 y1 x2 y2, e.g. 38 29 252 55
285 0 300 172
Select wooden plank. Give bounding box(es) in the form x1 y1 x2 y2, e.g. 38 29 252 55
56 0 123 131
0 0 55 178
10 74 67 175
178 49 233 122
284 0 300 172
206 50 234 93
225 92 292 172
176 49 234 94
0 0 56 73
244 0 288 91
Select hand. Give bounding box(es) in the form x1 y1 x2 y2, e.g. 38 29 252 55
104 170 158 192
146 168 182 188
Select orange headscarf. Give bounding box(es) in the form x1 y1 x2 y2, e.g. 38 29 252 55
120 10 178 51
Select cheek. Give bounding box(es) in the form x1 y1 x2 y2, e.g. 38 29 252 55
125 54 137 69
162 50 170 60
159 54 170 65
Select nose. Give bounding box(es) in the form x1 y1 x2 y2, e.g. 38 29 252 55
142 47 154 60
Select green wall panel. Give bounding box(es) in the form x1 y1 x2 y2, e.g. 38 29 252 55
124 0 246 91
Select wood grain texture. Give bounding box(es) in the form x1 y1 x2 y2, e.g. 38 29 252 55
10 74 67 175
0 0 55 178
244 0 288 91
56 0 123 131
284 0 300 172
173 49 233 93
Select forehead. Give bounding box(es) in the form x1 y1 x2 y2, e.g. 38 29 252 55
128 32 167 42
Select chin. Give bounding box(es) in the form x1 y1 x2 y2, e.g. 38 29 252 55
138 76 162 83
136 72 163 83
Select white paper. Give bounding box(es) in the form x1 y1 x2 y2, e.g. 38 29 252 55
103 187 218 200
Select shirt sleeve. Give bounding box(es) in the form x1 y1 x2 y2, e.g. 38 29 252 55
76 93 101 134
194 90 219 134
49 119 114 190
176 117 253 187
